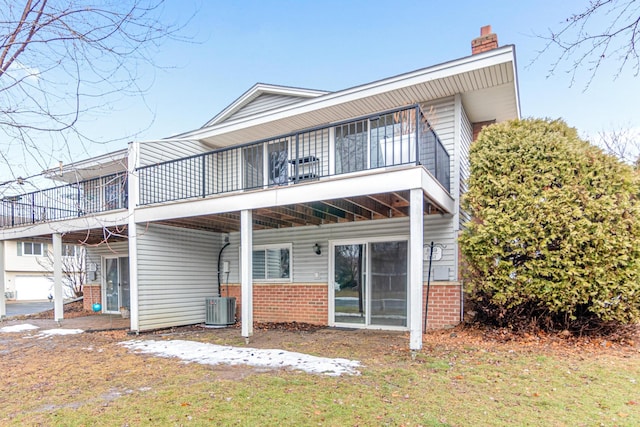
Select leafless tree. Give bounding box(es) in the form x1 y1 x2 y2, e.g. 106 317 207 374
38 244 86 298
0 0 192 187
537 0 640 87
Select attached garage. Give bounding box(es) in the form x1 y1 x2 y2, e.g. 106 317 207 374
14 276 54 300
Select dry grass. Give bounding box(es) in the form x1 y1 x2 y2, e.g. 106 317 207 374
0 323 638 426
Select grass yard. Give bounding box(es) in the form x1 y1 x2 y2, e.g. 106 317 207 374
0 323 638 426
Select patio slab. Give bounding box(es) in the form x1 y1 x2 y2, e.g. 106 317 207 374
0 314 130 332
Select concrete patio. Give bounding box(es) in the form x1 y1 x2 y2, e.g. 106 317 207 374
1 313 130 332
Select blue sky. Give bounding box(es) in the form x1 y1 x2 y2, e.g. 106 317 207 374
6 0 640 180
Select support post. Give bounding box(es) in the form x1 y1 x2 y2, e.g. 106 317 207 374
0 240 6 319
409 188 424 351
52 233 63 322
128 141 140 332
240 209 253 339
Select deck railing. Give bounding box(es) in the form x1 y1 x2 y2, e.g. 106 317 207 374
138 104 450 205
0 172 128 228
0 105 451 229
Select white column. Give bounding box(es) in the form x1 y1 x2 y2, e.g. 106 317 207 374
409 188 424 351
128 141 139 332
52 233 64 321
240 209 253 338
0 240 6 319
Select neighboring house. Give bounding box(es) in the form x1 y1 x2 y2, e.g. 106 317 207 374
0 26 519 350
2 240 81 301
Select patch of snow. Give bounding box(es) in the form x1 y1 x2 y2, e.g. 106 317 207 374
120 339 361 376
0 324 40 333
37 329 84 336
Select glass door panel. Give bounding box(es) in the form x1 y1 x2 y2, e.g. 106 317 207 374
333 244 366 324
335 121 368 174
104 258 120 312
370 241 408 327
243 145 264 189
267 140 288 186
119 257 130 309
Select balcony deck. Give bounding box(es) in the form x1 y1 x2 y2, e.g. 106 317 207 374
1 105 450 231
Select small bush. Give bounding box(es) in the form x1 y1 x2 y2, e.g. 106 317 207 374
460 118 640 333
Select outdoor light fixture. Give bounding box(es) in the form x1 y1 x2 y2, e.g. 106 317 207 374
313 243 321 255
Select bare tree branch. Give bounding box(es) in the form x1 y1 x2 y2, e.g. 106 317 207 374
0 0 194 184
535 0 640 88
596 126 640 165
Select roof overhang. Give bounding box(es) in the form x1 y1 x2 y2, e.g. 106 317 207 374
44 149 129 183
182 46 519 148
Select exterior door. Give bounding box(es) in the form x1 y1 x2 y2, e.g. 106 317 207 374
104 257 130 312
333 244 367 324
369 241 408 327
332 239 408 328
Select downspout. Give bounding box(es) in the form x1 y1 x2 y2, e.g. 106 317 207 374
217 237 230 297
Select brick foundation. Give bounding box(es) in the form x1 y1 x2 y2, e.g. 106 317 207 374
422 283 462 329
221 283 328 325
83 284 102 311
222 282 461 329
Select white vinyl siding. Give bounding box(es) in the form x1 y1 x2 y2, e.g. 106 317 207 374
135 223 221 331
138 139 212 167
85 241 129 287
220 215 456 285
226 94 309 123
459 105 473 228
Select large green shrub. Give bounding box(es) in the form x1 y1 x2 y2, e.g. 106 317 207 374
460 119 640 330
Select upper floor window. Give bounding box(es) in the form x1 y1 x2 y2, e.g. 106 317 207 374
20 242 44 256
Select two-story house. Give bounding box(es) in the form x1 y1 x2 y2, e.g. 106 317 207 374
0 27 519 350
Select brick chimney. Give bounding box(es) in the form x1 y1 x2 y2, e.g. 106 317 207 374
471 25 498 54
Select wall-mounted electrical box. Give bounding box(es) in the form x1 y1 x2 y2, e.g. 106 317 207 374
222 261 230 273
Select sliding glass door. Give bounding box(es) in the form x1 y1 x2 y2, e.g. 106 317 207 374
332 240 408 328
333 244 367 324
104 257 130 313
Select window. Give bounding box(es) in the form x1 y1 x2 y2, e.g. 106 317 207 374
20 242 44 256
252 244 291 281
62 244 78 257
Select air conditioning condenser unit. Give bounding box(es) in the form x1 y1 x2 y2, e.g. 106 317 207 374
205 297 236 326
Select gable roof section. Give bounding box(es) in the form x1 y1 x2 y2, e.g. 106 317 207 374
204 83 329 127
180 46 520 148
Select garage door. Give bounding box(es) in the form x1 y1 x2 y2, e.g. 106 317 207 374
15 276 54 300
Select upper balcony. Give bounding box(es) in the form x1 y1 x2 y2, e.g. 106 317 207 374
137 104 450 206
0 173 128 229
0 105 449 230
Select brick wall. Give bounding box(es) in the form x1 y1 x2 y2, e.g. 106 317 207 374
83 284 101 311
422 282 461 329
222 281 461 329
472 120 496 141
221 283 328 325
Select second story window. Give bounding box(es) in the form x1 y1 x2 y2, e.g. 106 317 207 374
20 242 44 256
